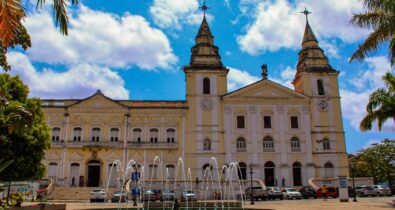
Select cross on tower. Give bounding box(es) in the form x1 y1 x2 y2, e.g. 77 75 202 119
301 7 311 21
199 0 209 17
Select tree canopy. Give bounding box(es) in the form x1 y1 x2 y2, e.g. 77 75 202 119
0 73 50 181
350 0 395 66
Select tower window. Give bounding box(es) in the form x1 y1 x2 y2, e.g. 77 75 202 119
264 116 272 128
203 138 211 151
317 79 325 95
323 138 331 150
237 116 245 128
290 116 299 129
203 77 210 94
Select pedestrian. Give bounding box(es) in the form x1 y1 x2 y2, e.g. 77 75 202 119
71 176 75 187
322 185 328 201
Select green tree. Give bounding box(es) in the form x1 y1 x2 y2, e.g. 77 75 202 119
350 0 395 66
1 0 77 71
360 72 395 131
0 73 50 182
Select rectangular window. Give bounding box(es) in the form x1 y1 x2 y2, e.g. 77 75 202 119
237 116 245 128
323 141 331 150
263 116 272 128
290 116 298 129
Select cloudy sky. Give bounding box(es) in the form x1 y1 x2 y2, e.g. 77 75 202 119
5 0 394 152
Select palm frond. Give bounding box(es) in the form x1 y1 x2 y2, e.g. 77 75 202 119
53 0 68 35
0 0 25 48
389 35 395 66
350 27 392 63
360 112 375 131
350 11 384 29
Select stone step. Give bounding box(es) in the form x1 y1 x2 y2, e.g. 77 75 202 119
51 187 117 200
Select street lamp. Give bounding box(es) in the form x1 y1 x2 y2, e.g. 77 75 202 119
350 162 357 202
249 164 254 205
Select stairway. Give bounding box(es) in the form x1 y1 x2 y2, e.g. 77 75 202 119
51 187 117 200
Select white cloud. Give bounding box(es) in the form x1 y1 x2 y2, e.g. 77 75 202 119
7 52 129 99
149 0 213 30
227 67 260 91
25 5 177 69
340 56 394 131
237 0 369 54
362 139 381 149
280 66 296 80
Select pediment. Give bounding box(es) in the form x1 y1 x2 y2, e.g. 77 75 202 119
46 150 61 160
68 91 127 110
69 151 83 160
224 79 307 100
105 152 121 161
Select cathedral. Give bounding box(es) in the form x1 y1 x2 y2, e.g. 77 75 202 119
42 13 348 188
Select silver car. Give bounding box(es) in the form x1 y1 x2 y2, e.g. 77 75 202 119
373 185 392 196
90 189 108 202
282 188 302 200
181 190 197 201
358 186 377 197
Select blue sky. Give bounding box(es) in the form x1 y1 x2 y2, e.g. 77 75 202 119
5 0 394 152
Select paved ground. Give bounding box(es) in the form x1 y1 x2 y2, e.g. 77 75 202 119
25 197 395 210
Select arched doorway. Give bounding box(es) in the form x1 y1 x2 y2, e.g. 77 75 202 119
324 162 334 178
292 162 302 186
87 160 101 187
264 161 275 186
69 163 80 186
238 162 247 180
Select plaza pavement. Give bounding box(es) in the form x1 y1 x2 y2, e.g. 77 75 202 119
25 197 395 210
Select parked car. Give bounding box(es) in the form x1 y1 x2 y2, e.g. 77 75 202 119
390 185 395 195
90 189 108 202
357 186 376 197
245 186 268 201
299 186 317 199
111 191 128 203
181 190 197 201
142 190 157 202
282 188 302 200
161 189 176 201
373 185 392 196
267 187 283 200
316 187 338 198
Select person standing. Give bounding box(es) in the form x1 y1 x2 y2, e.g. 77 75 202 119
71 176 75 187
322 185 328 201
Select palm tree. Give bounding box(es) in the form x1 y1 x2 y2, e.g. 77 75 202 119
350 0 395 66
360 71 395 131
0 0 77 71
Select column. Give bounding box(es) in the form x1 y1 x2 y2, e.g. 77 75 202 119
224 106 232 163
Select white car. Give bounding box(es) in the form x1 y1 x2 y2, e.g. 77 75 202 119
282 188 302 200
373 185 392 196
90 189 108 202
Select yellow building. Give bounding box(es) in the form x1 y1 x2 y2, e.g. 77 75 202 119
42 15 348 188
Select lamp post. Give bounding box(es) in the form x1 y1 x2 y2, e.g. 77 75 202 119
350 163 357 202
249 164 254 205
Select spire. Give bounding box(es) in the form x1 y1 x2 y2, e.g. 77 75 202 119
294 8 337 78
183 1 227 71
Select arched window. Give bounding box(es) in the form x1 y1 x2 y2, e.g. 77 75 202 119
292 162 302 186
203 77 210 94
322 138 331 150
238 162 247 180
48 162 58 178
70 163 79 186
165 164 175 179
91 127 101 141
51 127 61 141
73 127 82 141
202 164 213 178
108 163 118 187
133 128 142 142
166 128 176 143
110 128 119 142
317 79 325 95
148 164 159 179
203 138 211 151
291 137 301 152
149 128 159 143
324 162 334 178
263 136 274 151
236 137 246 152
264 161 275 186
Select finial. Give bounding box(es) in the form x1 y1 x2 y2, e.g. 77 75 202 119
261 64 268 79
301 7 311 21
199 0 209 17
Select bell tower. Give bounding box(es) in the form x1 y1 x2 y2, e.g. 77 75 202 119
292 9 348 178
183 3 229 179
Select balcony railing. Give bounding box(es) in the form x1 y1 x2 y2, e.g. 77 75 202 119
51 141 64 148
236 148 247 152
66 141 123 148
127 141 177 149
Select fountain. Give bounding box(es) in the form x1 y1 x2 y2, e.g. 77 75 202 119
103 156 247 210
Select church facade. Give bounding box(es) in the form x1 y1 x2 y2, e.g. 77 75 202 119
42 15 348 188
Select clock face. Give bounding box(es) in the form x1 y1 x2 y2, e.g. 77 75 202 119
317 99 328 111
200 98 214 110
